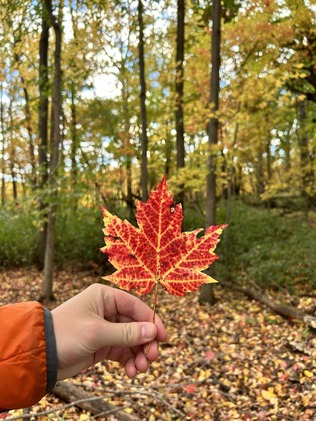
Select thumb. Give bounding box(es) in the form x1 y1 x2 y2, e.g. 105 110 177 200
101 321 157 347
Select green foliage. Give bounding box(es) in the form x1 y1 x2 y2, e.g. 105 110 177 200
165 199 316 293
0 204 105 269
0 204 38 268
0 199 314 295
218 200 316 291
55 206 104 267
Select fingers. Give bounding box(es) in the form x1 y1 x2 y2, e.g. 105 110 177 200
95 340 160 379
124 341 159 378
95 319 157 348
53 284 167 381
99 285 168 343
123 351 149 378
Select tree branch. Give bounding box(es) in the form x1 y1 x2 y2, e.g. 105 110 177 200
221 280 316 329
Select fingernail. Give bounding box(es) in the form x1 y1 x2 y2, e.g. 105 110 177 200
141 324 156 340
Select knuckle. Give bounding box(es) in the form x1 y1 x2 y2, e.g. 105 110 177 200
122 323 135 344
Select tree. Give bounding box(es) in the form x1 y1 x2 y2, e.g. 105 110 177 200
0 0 315 245
283 0 316 103
175 0 185 206
199 0 221 306
298 100 313 218
0 83 6 207
42 0 63 300
37 0 50 268
138 0 149 201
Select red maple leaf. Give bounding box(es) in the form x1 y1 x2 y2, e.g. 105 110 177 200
101 176 227 300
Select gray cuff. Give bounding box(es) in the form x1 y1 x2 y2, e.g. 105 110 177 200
43 307 58 393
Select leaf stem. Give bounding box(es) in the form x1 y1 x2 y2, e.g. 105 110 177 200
152 279 159 324
145 281 159 356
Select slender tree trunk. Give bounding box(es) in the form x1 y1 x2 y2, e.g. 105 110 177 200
121 72 133 220
117 23 133 219
138 0 148 201
126 137 133 221
284 130 291 174
226 121 239 225
266 137 272 181
206 0 221 227
234 163 242 196
37 0 50 269
199 0 221 306
70 86 78 207
175 0 185 206
10 164 17 201
298 100 312 219
22 85 37 189
0 85 6 206
266 135 272 209
8 96 18 202
256 144 264 200
42 0 63 300
69 4 80 208
165 119 173 178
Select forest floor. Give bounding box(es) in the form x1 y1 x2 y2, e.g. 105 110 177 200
1 268 316 421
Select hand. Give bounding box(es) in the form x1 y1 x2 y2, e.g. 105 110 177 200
51 284 167 380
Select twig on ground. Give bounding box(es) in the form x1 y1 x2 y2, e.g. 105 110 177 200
4 396 107 420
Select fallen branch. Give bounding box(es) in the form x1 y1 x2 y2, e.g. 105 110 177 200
81 381 186 418
287 340 313 355
221 280 316 329
4 396 116 420
53 380 140 421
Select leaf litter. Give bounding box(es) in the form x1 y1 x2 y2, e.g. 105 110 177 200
1 268 316 420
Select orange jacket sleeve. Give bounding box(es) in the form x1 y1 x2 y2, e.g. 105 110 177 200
0 301 57 410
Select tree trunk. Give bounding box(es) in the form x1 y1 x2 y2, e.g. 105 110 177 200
42 0 63 300
256 144 264 200
298 100 312 219
164 120 173 178
175 0 185 207
69 4 80 208
8 95 18 202
138 0 148 201
265 135 272 208
284 133 291 174
22 85 37 189
0 84 6 206
70 86 78 207
121 74 133 220
226 121 239 225
37 0 50 269
199 0 221 306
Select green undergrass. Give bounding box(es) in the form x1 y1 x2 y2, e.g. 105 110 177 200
0 199 315 294
216 200 316 292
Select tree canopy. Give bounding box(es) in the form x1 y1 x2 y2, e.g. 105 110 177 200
0 0 314 208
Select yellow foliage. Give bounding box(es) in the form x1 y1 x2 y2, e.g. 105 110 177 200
261 388 278 405
303 370 313 378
